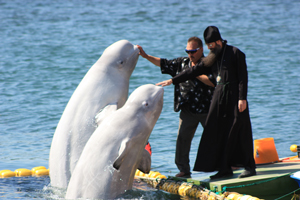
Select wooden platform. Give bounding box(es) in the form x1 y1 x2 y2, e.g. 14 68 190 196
173 162 300 200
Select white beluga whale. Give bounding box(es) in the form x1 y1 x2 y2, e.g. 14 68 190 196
65 84 164 200
49 40 139 188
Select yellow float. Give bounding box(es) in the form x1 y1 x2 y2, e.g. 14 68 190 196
31 166 46 175
35 169 49 176
0 170 15 178
14 168 32 177
0 166 49 178
290 144 298 153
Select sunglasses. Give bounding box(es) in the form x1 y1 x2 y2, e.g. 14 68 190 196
185 47 200 54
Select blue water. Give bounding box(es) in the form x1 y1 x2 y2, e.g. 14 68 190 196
0 0 299 199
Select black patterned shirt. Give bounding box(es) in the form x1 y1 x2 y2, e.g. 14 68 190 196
160 57 215 114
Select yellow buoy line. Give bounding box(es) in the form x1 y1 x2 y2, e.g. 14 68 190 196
0 167 262 199
135 169 261 200
0 166 49 178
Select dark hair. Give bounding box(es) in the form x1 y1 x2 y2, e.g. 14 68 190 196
188 36 203 48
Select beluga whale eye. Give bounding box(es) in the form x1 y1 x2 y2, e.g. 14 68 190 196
142 101 149 107
117 60 124 65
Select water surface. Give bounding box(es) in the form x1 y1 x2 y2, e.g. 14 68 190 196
0 0 299 199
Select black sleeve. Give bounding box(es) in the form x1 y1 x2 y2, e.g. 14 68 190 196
236 49 248 100
172 62 210 84
160 58 183 77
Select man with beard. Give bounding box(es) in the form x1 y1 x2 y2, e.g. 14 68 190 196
156 26 256 179
137 37 215 178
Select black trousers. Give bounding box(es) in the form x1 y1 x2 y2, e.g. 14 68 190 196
175 104 207 173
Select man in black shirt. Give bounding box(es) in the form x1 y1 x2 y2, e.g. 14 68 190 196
137 37 215 178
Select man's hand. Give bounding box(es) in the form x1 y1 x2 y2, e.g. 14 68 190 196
137 45 148 58
136 45 161 67
156 79 173 87
238 100 247 112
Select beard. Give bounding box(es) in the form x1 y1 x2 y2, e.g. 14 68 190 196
201 43 222 67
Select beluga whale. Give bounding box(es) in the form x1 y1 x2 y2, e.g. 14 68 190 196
49 40 140 189
65 84 164 200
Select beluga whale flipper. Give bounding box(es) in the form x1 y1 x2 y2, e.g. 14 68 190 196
49 40 139 189
65 84 164 200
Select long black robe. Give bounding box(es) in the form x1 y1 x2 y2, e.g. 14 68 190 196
172 43 256 172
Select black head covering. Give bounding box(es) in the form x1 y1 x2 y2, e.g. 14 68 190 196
204 26 223 44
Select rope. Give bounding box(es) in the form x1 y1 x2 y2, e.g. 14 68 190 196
274 187 300 200
140 175 262 199
292 193 300 200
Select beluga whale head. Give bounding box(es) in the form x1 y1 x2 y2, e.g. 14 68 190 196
123 83 164 127
97 39 139 77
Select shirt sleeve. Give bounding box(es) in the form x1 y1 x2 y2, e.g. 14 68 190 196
160 58 183 77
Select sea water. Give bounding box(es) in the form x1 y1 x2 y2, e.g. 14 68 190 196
0 0 299 199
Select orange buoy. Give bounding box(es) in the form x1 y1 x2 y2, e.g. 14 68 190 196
253 138 279 164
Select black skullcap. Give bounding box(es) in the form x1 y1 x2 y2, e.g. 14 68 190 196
204 26 223 44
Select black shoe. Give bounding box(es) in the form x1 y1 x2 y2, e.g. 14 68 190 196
210 170 233 179
238 169 256 178
175 172 191 178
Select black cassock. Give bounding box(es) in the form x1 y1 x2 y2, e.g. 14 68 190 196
172 42 256 172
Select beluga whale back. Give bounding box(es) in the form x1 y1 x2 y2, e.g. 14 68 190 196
49 40 139 188
65 84 164 200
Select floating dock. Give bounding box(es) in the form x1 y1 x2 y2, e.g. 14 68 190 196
171 161 300 200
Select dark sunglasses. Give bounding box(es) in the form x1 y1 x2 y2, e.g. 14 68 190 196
185 47 200 54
